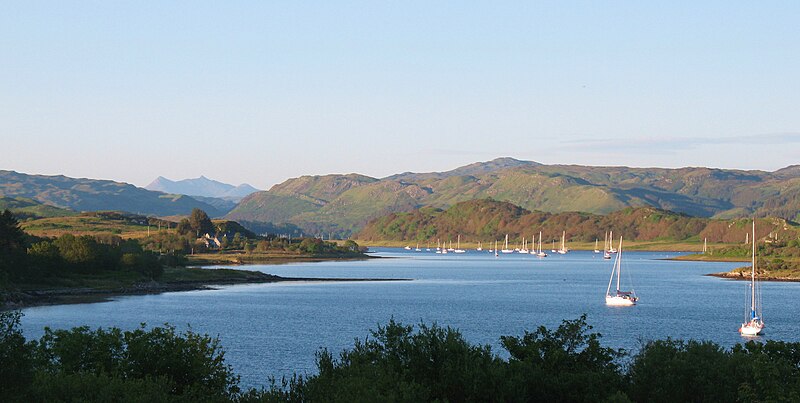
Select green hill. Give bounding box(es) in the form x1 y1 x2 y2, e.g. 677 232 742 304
0 197 77 220
226 158 800 236
0 170 226 217
355 199 800 245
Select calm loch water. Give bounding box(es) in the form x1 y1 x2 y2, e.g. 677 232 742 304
20 248 800 387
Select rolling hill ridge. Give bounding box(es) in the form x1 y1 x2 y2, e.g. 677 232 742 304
0 170 226 217
355 199 799 245
226 158 800 236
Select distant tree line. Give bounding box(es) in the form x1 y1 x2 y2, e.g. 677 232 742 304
0 209 364 287
0 210 173 285
3 311 799 402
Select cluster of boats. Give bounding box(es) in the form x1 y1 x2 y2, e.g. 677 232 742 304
402 221 767 336
405 231 573 257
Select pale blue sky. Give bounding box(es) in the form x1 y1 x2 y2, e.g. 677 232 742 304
2 1 798 189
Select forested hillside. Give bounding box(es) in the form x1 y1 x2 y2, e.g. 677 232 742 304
227 158 800 236
356 199 799 245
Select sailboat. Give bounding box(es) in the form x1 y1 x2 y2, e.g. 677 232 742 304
605 236 638 306
494 240 499 258
476 241 483 252
603 232 611 259
551 240 557 253
594 238 600 254
415 242 421 252
607 230 617 253
739 221 764 336
454 235 466 253
501 234 514 253
536 231 547 257
404 245 412 250
558 231 568 254
519 237 529 254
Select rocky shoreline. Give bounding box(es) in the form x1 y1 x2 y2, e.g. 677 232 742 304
706 272 800 282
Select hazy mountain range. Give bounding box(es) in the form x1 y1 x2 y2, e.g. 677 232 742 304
226 158 800 236
2 159 799 236
145 176 259 201
0 170 227 217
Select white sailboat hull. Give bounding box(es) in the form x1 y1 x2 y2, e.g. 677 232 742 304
605 295 637 306
739 322 764 336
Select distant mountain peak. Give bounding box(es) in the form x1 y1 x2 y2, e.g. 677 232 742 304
384 156 540 181
145 176 260 200
0 170 225 217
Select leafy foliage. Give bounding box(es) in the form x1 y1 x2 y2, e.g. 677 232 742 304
500 314 625 402
0 210 29 283
5 311 800 402
0 312 239 401
288 237 364 256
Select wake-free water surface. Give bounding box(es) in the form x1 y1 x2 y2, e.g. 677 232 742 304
20 248 800 387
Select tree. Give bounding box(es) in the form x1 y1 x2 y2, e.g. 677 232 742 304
298 238 323 254
296 319 504 402
343 240 359 252
244 242 255 255
0 311 35 400
176 218 192 236
27 240 62 277
232 232 243 249
628 339 736 402
499 314 626 402
34 323 240 399
0 210 27 282
188 209 214 238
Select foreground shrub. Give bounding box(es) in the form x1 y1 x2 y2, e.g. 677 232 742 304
6 310 800 402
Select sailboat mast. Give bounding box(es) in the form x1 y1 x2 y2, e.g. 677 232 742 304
538 231 542 253
616 237 623 292
751 221 756 314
